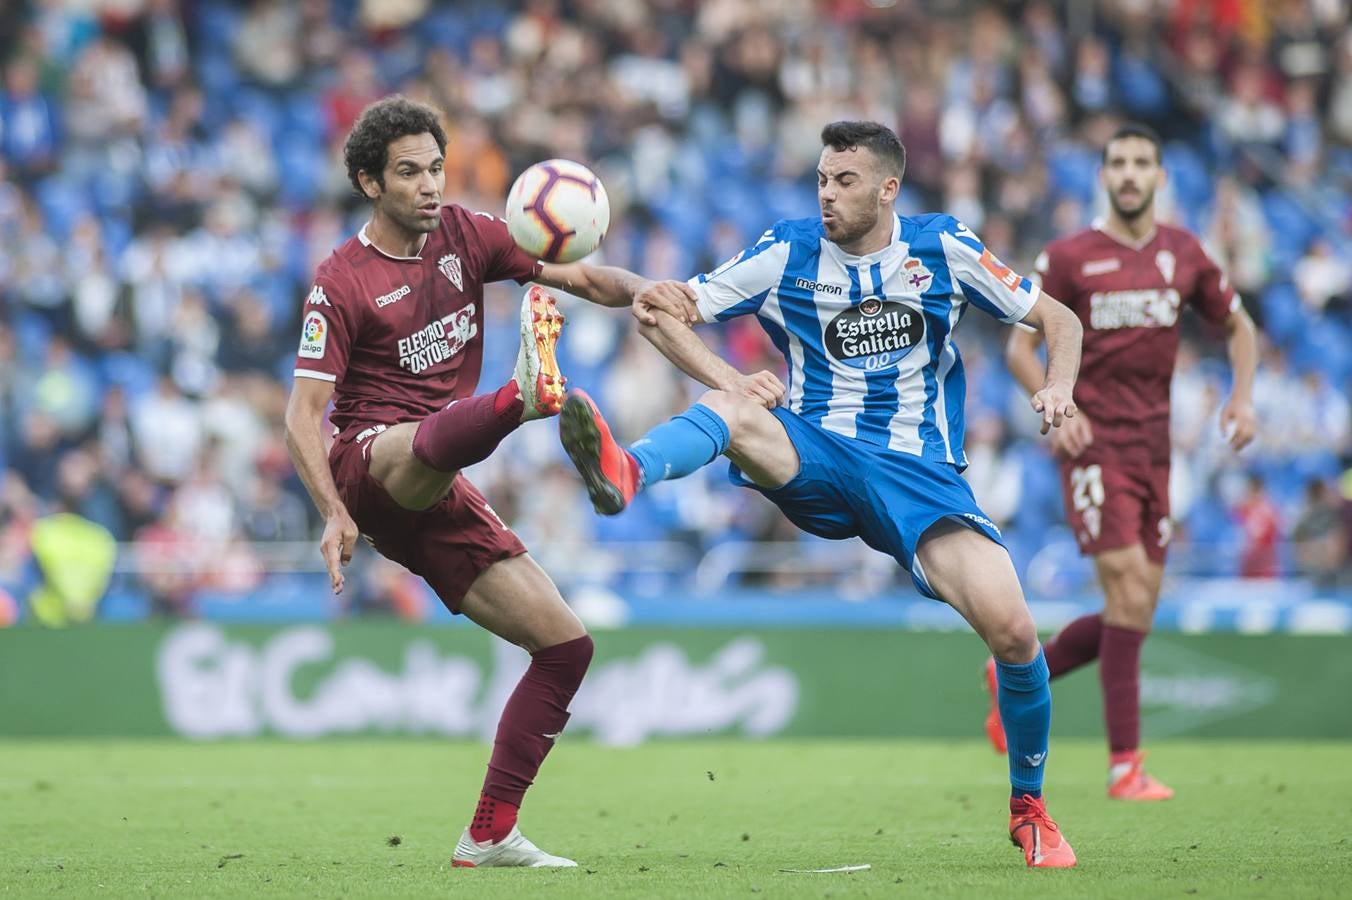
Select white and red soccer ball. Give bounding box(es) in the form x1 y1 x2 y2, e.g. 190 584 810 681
505 159 610 263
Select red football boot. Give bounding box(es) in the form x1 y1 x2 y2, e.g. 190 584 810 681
1107 751 1175 801
1009 794 1077 869
558 389 639 515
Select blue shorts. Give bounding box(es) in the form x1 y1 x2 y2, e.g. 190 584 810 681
728 408 1006 600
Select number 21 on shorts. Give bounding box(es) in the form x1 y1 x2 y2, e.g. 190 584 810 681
1070 464 1105 540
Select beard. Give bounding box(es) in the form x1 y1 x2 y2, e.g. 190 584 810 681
1109 186 1154 221
823 190 882 246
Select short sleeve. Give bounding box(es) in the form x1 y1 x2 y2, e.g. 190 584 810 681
293 274 360 384
1189 238 1240 325
473 211 544 284
938 219 1039 323
688 228 791 322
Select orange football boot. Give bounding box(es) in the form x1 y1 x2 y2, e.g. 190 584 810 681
1107 751 1175 801
983 657 1007 754
558 389 639 515
515 285 567 421
1009 794 1077 868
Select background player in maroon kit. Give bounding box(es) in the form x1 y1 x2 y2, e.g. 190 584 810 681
994 124 1258 800
284 97 696 867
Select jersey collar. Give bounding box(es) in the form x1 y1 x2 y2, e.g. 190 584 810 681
1092 219 1157 252
358 222 427 260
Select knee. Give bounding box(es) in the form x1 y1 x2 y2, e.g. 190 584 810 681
695 390 755 433
988 613 1040 663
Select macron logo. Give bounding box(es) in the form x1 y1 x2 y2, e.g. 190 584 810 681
375 284 411 308
1024 752 1046 768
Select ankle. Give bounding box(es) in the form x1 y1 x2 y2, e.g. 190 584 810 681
469 792 519 843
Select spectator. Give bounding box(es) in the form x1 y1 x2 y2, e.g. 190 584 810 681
1293 479 1349 588
1235 473 1282 578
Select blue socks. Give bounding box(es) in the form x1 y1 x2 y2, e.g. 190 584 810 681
629 404 731 488
996 647 1052 799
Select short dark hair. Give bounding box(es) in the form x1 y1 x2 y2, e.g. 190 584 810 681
1102 123 1162 164
343 96 448 197
820 120 906 180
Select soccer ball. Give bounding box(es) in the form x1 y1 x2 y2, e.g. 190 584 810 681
505 159 610 263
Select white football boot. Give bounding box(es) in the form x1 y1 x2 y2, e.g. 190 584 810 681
515 285 566 421
451 825 578 868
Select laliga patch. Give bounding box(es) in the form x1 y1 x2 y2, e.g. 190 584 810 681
298 311 328 359
825 298 925 371
979 248 1022 292
901 257 933 293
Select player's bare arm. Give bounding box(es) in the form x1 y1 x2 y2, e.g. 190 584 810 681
639 308 785 409
1006 322 1094 457
1019 292 1083 435
534 262 698 325
1220 304 1258 451
284 377 359 595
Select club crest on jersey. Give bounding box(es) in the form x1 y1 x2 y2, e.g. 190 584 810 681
1155 250 1176 284
901 257 933 293
825 300 925 371
438 253 463 291
298 311 327 359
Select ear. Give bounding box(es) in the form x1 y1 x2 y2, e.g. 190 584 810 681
357 169 382 200
880 174 900 205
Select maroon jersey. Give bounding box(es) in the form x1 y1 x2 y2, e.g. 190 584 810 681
1035 224 1238 462
293 205 541 439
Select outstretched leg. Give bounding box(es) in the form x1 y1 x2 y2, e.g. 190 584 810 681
916 520 1076 869
371 286 565 511
559 388 798 514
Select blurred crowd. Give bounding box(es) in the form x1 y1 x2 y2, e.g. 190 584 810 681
1 0 1351 621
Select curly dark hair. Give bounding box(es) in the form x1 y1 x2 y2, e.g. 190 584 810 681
820 121 906 180
343 96 448 198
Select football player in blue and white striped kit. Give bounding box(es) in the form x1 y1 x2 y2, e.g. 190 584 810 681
559 121 1083 868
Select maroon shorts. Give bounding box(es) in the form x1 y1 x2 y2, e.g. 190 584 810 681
1057 453 1172 564
329 426 526 613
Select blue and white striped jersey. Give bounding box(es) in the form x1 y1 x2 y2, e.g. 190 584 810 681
689 213 1039 468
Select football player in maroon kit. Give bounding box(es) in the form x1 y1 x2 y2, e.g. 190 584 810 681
284 97 696 866
991 124 1258 800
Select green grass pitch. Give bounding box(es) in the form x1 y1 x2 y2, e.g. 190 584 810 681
2 739 1349 898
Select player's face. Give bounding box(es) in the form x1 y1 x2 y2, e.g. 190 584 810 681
370 132 446 234
817 147 890 246
1100 137 1162 221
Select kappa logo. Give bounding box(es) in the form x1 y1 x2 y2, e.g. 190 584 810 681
307 285 331 306
1082 258 1122 277
374 284 410 308
438 253 463 291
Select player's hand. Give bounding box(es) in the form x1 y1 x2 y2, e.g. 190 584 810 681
1031 380 1077 435
1220 395 1256 451
320 508 359 594
1050 411 1094 459
632 279 700 327
723 370 785 409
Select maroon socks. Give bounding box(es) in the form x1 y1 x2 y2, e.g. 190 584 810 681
411 382 524 473
1043 613 1103 678
1099 623 1147 754
472 634 595 842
